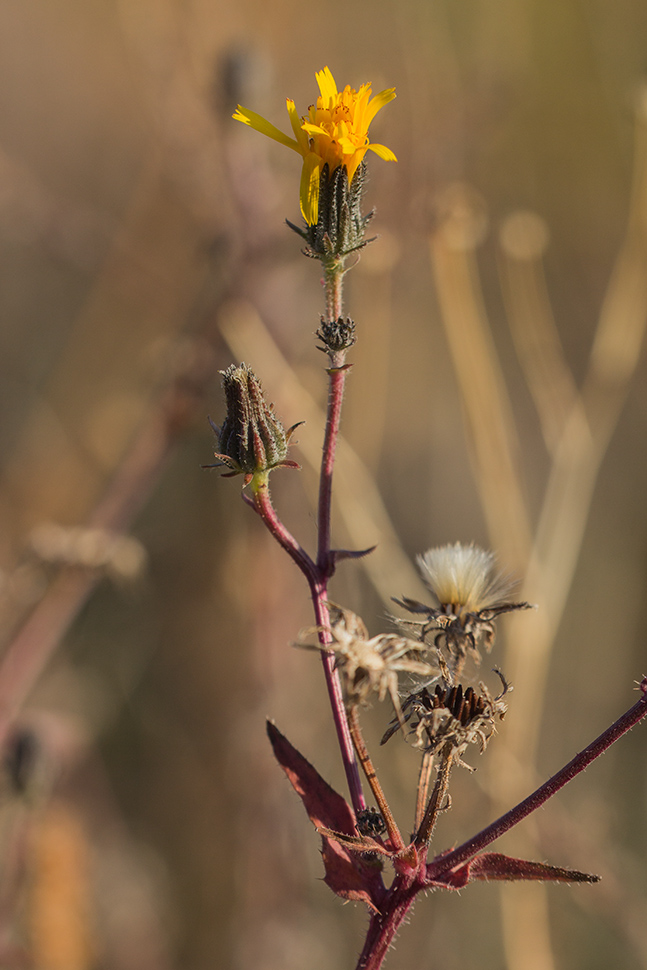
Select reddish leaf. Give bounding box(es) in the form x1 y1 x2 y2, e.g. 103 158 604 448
267 721 356 834
322 839 384 913
429 852 599 889
267 721 386 911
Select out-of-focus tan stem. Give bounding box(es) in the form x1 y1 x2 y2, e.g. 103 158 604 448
429 210 532 571
428 92 647 970
0 340 218 752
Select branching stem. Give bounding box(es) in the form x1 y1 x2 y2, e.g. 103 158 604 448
248 259 372 814
426 680 647 880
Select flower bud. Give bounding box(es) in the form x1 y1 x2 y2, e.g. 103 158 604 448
209 364 300 485
316 316 356 355
287 163 376 260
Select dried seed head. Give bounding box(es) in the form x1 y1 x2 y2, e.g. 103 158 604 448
418 543 515 614
394 543 533 677
298 607 437 719
208 364 300 486
383 677 509 768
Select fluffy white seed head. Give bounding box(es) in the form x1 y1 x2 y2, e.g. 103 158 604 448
417 542 516 613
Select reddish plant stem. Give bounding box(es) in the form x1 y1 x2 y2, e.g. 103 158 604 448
252 481 365 814
355 876 418 970
426 681 647 880
312 597 366 815
317 365 348 574
252 481 318 585
355 683 647 970
251 262 368 812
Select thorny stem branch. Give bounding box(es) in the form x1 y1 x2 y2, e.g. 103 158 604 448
348 705 405 850
249 254 368 816
356 878 418 970
426 679 647 880
251 259 368 811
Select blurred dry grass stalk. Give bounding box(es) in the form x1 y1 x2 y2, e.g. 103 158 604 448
429 94 647 970
0 3 646 969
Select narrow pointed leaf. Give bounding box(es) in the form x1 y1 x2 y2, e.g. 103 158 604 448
331 545 377 564
428 851 599 889
267 721 356 833
266 721 386 911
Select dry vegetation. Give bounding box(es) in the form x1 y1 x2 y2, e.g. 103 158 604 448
0 2 646 969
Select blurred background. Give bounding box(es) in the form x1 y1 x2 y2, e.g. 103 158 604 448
0 1 646 969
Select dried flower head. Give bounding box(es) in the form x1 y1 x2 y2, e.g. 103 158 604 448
394 543 532 677
207 364 301 487
298 607 436 722
382 677 509 769
233 66 396 226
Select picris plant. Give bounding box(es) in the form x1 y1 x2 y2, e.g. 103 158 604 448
210 66 647 970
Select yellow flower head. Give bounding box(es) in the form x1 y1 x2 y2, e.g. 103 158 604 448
232 66 397 225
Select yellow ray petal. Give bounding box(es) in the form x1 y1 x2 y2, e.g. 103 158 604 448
300 152 323 224
315 66 338 108
286 99 309 154
232 105 301 153
364 88 397 126
367 143 398 162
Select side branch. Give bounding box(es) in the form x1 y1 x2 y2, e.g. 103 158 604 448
427 681 647 879
252 481 318 585
252 480 365 813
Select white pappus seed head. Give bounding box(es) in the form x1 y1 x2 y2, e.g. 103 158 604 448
417 542 516 613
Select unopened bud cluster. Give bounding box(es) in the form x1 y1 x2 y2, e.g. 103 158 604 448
316 316 356 355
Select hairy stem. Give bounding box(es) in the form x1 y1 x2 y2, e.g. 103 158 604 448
317 366 348 571
415 750 452 847
413 752 434 834
252 480 318 583
324 257 345 323
355 877 418 970
348 706 404 851
252 482 365 812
